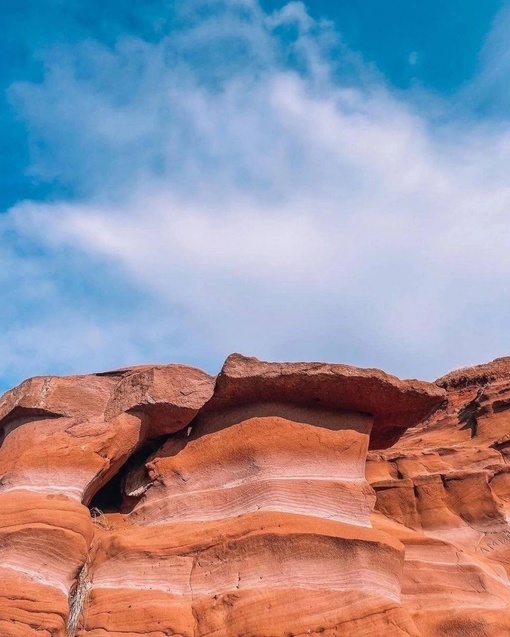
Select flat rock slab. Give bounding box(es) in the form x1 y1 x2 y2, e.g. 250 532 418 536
205 354 445 448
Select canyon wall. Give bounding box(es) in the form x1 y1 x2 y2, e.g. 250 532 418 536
2 354 510 636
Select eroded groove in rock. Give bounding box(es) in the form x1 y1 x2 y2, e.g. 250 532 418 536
66 560 88 637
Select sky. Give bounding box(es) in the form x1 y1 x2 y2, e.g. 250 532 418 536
1 0 510 391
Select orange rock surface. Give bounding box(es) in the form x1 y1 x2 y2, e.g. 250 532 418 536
4 353 510 636
368 356 510 636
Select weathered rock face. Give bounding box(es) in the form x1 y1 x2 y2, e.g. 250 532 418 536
7 353 510 636
0 364 215 637
367 356 510 637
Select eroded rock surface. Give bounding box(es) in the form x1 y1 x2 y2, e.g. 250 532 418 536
7 353 510 636
0 364 215 637
368 356 510 636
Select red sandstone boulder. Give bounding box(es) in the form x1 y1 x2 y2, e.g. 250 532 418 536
104 364 215 436
0 373 116 423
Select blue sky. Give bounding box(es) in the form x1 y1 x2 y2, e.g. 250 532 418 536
1 0 510 391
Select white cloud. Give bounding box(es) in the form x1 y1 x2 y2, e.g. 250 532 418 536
3 0 510 386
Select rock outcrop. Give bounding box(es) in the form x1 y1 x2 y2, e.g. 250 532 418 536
4 353 510 636
368 356 510 636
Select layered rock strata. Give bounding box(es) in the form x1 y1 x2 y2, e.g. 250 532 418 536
368 357 510 636
11 352 510 636
0 365 215 637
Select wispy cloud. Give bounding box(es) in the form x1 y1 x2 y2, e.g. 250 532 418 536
463 3 510 115
2 0 510 388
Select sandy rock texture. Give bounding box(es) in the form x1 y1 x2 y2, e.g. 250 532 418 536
5 353 510 636
368 356 510 636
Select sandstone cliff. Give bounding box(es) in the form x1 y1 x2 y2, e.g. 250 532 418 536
2 353 510 636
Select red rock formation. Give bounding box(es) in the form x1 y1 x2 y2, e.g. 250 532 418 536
0 365 215 637
7 353 510 636
368 357 510 637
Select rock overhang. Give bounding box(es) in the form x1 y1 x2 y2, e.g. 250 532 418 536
0 354 445 449
201 354 446 449
0 354 445 451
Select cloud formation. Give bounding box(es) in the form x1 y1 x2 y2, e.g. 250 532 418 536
2 0 510 388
